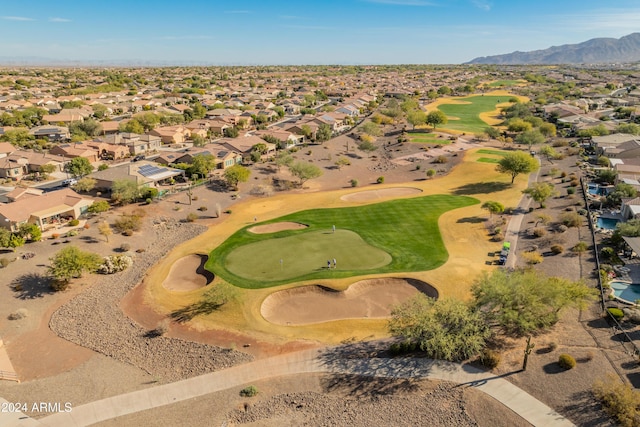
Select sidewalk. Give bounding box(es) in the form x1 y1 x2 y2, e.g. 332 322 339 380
36 348 573 427
0 337 19 383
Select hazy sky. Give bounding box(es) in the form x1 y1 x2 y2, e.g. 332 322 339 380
1 0 639 64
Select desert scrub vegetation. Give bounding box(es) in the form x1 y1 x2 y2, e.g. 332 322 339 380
239 385 259 397
558 353 576 370
593 374 640 427
113 214 143 234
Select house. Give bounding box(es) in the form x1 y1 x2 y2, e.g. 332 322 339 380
285 121 319 140
603 139 640 159
5 187 44 202
592 134 638 155
85 141 129 160
149 125 191 144
89 160 185 192
622 196 640 219
253 129 304 149
219 135 276 161
0 142 15 158
0 188 94 232
174 144 243 170
97 133 162 155
29 125 70 141
49 143 99 163
0 156 29 180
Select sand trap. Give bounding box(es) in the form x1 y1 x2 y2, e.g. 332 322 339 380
248 222 308 234
340 187 422 202
261 278 438 326
162 254 214 292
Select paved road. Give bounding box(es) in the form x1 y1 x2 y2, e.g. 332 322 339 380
16 347 576 427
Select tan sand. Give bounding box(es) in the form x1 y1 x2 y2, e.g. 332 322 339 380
248 222 308 234
162 254 213 292
261 278 437 326
340 187 422 202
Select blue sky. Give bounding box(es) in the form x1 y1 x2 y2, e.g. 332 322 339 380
1 0 639 64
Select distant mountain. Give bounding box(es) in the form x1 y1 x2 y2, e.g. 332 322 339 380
466 33 640 65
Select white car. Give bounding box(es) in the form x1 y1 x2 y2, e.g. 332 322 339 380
62 178 77 186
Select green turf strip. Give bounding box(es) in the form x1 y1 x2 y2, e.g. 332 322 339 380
436 95 512 134
476 149 507 156
206 194 478 288
477 157 500 163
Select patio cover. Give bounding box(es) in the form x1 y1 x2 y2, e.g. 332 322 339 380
622 236 640 256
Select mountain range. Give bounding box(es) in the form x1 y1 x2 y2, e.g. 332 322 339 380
466 33 640 65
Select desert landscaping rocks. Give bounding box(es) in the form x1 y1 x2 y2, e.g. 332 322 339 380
49 219 252 383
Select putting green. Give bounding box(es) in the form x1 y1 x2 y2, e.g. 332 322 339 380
206 194 478 288
225 229 391 281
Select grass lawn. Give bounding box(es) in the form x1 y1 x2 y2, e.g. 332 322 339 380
487 80 524 87
407 131 451 144
477 157 500 163
436 95 511 134
206 194 478 288
477 149 508 157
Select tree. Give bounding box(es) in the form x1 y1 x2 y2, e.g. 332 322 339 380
64 157 93 178
388 295 490 362
118 119 144 134
538 122 557 138
274 152 294 171
87 200 110 214
98 221 112 242
111 179 140 205
507 118 532 133
0 228 10 249
334 157 350 170
407 110 427 129
223 127 239 138
357 140 377 157
496 151 539 184
300 124 313 140
484 127 501 140
426 110 448 129
192 134 206 147
18 223 41 242
539 145 558 163
522 182 557 208
73 177 97 193
39 163 57 179
188 154 215 179
288 161 323 185
472 269 596 336
316 124 332 143
515 129 545 148
360 121 382 136
481 201 505 220
48 245 103 288
223 164 250 190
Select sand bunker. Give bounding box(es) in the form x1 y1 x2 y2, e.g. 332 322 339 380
162 254 214 292
340 187 422 202
248 222 308 234
261 278 438 326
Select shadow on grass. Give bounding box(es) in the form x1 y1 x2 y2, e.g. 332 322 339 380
170 300 225 323
10 272 55 299
457 216 485 224
453 182 511 195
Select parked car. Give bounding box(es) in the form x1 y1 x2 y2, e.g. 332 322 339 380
61 178 77 186
132 155 145 162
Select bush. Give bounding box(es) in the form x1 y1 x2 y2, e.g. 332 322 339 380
433 155 448 164
560 171 567 178
68 219 80 226
608 307 625 321
376 176 385 184
522 251 543 265
97 255 133 274
593 373 640 427
240 385 259 397
560 212 581 228
558 353 576 370
198 206 208 212
426 169 436 178
186 213 198 222
224 209 232 214
120 243 131 252
480 349 501 369
550 244 564 254
145 198 152 205
532 227 547 238
350 179 359 187
491 232 504 242
66 230 78 237
114 214 142 234
567 187 576 195
389 340 418 355
0 257 10 268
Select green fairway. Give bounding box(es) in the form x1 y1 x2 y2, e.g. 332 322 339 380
206 195 478 288
436 95 509 134
407 132 451 144
477 149 508 157
487 80 523 87
477 157 500 163
225 230 391 281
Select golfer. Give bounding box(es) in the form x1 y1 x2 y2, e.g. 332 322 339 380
327 260 331 269
332 225 336 233
333 258 337 269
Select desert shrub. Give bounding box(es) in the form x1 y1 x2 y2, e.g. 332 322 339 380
120 243 131 252
560 212 581 227
433 155 448 164
145 198 152 204
607 307 624 321
240 385 259 397
224 209 232 214
550 244 564 254
84 223 90 229
136 248 146 253
557 224 568 233
376 176 385 184
186 213 198 222
480 349 501 369
97 255 133 274
567 187 576 195
558 353 576 370
131 208 147 218
0 257 10 268
560 171 567 178
577 208 587 216
66 230 79 237
7 308 28 320
123 230 134 236
492 232 504 242
548 342 558 351
522 251 543 265
532 227 547 238
50 279 69 292
198 206 208 212
141 187 158 200
350 179 359 187
114 214 142 234
594 374 640 427
51 233 60 239
68 219 80 226
601 247 615 260
426 169 436 178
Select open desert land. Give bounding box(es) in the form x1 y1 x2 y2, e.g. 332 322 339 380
0 86 632 427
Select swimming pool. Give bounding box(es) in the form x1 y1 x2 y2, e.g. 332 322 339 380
597 217 620 230
610 280 640 304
